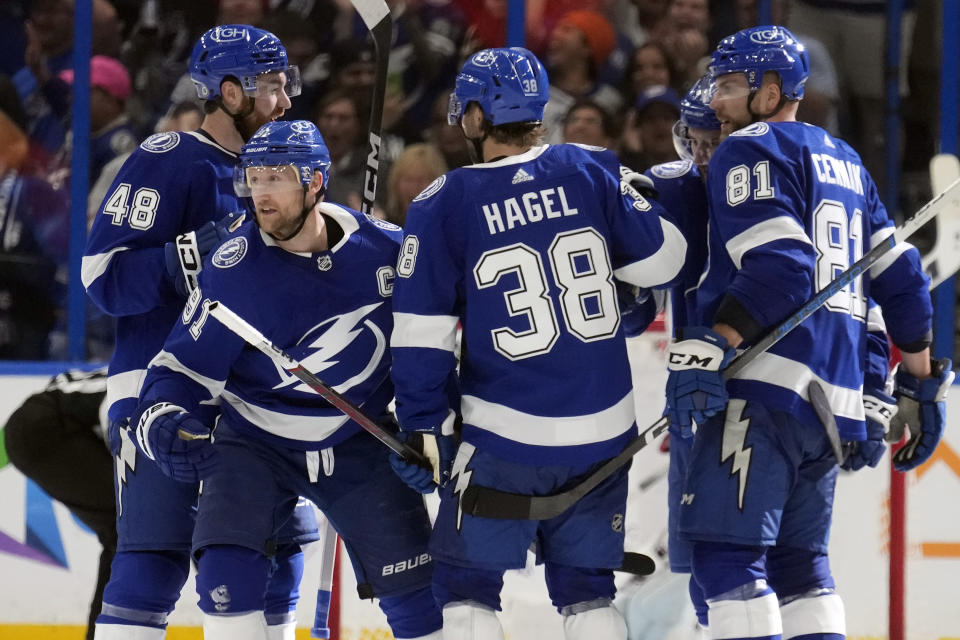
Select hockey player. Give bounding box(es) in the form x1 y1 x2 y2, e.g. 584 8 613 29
388 47 688 640
644 73 896 639
131 120 442 640
82 26 319 640
664 25 952 640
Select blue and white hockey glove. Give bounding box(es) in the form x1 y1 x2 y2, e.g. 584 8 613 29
134 402 219 483
841 390 896 471
163 212 245 297
887 358 954 472
389 411 458 494
665 327 736 437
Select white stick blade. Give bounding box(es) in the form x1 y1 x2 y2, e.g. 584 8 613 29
924 154 960 288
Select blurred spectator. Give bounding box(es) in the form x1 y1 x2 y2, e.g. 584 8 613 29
261 11 329 122
621 84 681 171
58 56 138 188
384 143 448 227
424 91 471 170
352 0 466 136
0 0 29 76
654 26 709 91
733 0 840 135
316 89 388 212
542 9 622 144
156 100 203 133
327 38 377 101
562 99 617 149
787 0 908 191
613 0 670 47
455 0 509 51
0 80 70 359
217 0 265 26
622 41 677 106
662 0 710 33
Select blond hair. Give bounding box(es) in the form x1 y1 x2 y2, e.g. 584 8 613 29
386 143 449 227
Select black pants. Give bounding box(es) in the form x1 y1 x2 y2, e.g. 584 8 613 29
4 388 115 640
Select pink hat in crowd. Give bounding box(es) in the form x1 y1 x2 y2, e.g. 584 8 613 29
58 55 132 101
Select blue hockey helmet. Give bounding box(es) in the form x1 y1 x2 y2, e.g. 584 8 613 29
447 47 550 126
190 25 301 100
673 75 721 165
709 25 809 101
235 120 331 197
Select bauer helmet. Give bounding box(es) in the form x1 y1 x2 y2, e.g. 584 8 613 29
235 120 331 197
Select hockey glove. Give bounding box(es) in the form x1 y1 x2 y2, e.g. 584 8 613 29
887 358 954 472
665 327 736 437
134 403 219 483
841 390 896 471
616 281 658 338
389 412 458 494
163 212 245 297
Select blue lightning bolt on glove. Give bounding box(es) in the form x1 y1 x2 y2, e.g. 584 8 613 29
887 358 954 472
164 212 245 297
134 402 219 483
389 411 458 494
842 390 896 471
665 327 736 437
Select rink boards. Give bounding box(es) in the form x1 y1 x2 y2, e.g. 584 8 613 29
0 335 958 639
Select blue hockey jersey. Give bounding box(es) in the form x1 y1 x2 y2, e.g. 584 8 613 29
391 143 687 465
699 121 930 439
82 131 244 423
644 159 710 329
137 205 401 450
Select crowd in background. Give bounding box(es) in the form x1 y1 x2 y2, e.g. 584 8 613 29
0 0 948 361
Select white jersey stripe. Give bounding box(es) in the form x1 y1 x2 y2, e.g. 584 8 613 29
613 217 687 288
148 350 226 400
391 312 459 352
725 216 811 270
869 226 915 278
461 390 636 447
106 368 147 412
222 390 349 441
81 246 131 289
734 351 864 420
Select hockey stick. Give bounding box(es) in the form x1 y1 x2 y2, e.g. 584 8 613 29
205 300 427 465
923 153 960 288
461 176 960 521
353 0 392 215
313 4 390 635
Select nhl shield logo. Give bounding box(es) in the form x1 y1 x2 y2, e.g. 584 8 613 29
317 255 333 271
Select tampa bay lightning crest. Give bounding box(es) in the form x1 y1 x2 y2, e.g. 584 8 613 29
213 237 248 268
140 132 181 153
274 302 387 394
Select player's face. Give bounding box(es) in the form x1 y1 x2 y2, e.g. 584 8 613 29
709 73 753 137
237 71 293 140
689 126 720 169
247 165 306 237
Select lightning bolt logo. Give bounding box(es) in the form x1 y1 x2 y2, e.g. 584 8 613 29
273 302 385 394
451 442 476 531
720 399 753 512
115 425 137 517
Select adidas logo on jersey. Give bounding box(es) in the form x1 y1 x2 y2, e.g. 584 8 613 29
512 168 533 184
